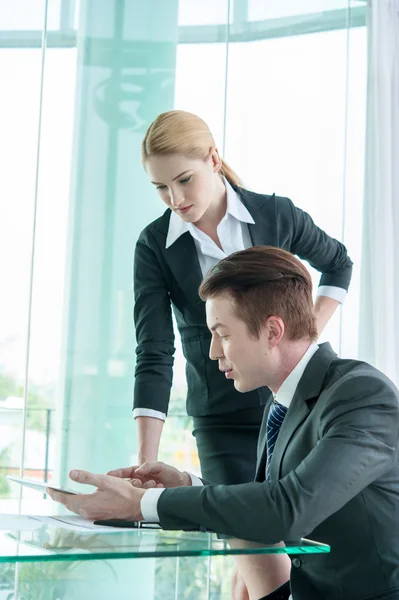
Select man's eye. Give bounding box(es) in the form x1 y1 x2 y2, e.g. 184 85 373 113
180 176 191 184
219 335 229 340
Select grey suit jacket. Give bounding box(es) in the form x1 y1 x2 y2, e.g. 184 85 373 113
158 343 399 600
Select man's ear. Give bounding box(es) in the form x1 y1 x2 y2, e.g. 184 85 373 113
265 316 285 347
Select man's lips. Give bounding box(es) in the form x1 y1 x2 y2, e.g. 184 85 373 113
221 368 233 379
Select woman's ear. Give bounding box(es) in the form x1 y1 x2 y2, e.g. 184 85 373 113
209 146 222 172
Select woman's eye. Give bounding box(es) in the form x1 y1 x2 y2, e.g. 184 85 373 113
180 176 191 185
156 185 167 190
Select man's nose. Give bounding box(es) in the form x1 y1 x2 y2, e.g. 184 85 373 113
209 336 223 361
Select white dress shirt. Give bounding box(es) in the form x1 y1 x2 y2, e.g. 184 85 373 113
133 180 344 423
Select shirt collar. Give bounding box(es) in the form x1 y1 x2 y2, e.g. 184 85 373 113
165 209 189 249
224 178 254 224
165 177 254 249
274 343 319 409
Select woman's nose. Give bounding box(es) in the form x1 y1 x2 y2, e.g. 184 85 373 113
170 190 184 208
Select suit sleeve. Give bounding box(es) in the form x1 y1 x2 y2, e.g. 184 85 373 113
157 373 399 543
277 196 353 291
133 235 175 415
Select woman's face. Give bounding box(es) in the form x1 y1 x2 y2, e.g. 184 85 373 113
145 151 222 224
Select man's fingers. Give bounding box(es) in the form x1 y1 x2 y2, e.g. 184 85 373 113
107 467 137 479
47 485 99 518
140 480 164 489
47 488 60 501
136 462 164 477
142 480 158 489
47 488 83 513
47 488 77 504
69 469 110 490
130 479 143 488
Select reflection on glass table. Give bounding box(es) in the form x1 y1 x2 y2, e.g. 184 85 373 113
0 522 330 563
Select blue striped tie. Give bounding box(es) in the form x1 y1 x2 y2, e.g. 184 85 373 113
266 401 288 480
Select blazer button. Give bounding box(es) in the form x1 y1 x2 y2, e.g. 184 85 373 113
292 558 302 568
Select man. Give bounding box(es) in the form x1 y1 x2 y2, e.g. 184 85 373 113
50 246 399 600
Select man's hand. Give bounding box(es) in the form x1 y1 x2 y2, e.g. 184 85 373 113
108 461 191 489
47 470 146 521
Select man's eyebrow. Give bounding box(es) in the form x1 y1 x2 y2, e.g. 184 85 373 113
209 322 226 332
151 170 192 185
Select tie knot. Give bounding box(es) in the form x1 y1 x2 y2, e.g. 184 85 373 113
270 400 288 420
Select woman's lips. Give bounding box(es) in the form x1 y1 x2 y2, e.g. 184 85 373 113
178 205 193 214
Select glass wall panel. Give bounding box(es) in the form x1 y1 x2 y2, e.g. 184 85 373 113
224 25 367 350
0 0 46 511
340 17 367 358
0 0 366 527
248 0 365 20
0 1 368 597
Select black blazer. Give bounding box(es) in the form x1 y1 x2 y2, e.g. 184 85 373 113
133 188 353 417
157 344 399 600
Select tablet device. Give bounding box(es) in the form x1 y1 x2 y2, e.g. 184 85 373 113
7 476 82 496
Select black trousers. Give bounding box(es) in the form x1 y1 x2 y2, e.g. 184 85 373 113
192 405 265 484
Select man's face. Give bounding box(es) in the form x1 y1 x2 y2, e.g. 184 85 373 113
206 294 274 393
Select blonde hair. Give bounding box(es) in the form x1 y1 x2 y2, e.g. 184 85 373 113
141 110 242 188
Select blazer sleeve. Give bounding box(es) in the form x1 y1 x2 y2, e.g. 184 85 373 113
277 196 353 291
157 372 399 543
133 234 175 415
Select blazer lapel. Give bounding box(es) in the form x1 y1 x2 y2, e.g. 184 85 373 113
237 188 279 247
152 213 204 307
258 343 338 482
165 232 204 306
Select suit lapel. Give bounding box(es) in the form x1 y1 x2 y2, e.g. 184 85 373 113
255 396 273 480
256 343 338 482
268 389 311 481
255 393 310 482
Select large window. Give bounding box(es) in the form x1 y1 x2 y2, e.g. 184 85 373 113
0 2 368 598
0 0 366 510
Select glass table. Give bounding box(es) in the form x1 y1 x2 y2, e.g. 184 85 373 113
0 520 330 600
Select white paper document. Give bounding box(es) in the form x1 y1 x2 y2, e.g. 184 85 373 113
0 514 139 533
0 514 43 532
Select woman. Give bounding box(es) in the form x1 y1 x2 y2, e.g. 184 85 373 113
133 110 352 598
